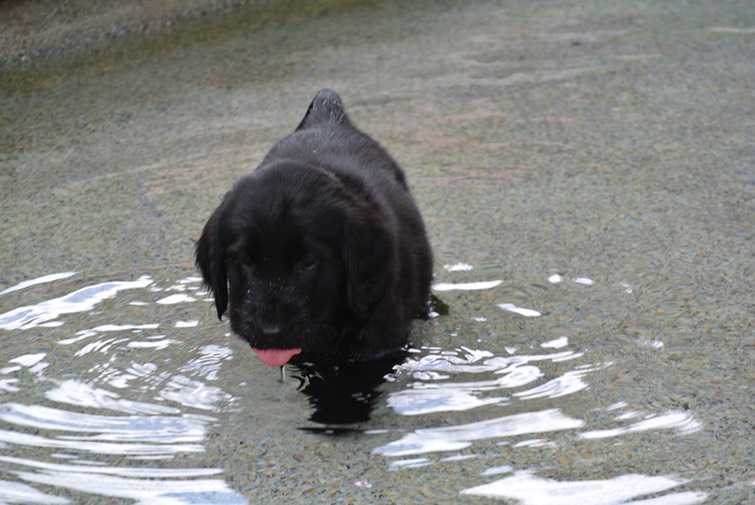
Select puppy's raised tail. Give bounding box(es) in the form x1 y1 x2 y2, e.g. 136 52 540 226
296 88 350 130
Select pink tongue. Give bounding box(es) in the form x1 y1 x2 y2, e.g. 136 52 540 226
252 348 302 367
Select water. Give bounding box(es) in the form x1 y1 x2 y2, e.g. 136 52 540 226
1 0 753 503
0 273 245 503
0 266 739 503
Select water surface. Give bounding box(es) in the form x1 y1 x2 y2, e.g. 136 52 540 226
1 0 753 503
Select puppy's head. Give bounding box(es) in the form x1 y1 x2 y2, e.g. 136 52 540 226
195 162 392 365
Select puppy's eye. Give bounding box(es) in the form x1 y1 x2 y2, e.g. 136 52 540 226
299 256 316 271
230 252 255 270
240 257 256 269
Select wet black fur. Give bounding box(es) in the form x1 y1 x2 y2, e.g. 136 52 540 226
195 89 432 363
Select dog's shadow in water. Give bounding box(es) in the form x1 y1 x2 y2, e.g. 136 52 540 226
290 353 407 431
293 295 448 432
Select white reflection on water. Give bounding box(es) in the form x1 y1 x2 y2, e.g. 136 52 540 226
9 353 47 367
0 404 210 443
497 302 543 317
514 363 610 400
461 470 707 504
374 409 584 456
11 460 245 505
512 438 557 449
443 263 474 272
0 427 204 456
157 374 232 411
0 478 69 504
541 336 569 349
388 457 433 470
157 293 198 305
179 345 234 381
60 323 160 345
432 280 503 291
1 455 223 478
0 276 153 330
481 465 513 476
46 380 181 415
0 274 246 504
387 387 507 416
0 271 77 296
547 274 595 287
580 410 703 439
388 346 588 416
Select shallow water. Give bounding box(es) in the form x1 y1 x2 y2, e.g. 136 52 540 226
1 0 753 504
0 269 718 504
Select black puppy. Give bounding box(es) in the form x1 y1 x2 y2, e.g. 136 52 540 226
196 89 432 367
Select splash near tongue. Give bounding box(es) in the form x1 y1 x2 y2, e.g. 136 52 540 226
252 348 302 367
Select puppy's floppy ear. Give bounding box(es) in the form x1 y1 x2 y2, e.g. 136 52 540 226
342 210 392 318
195 208 228 320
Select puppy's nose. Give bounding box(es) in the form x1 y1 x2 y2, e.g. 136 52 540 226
261 325 281 336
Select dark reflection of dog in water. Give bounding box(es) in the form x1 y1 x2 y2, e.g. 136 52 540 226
292 296 446 430
290 352 408 429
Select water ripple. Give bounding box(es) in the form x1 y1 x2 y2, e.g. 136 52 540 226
0 428 204 456
461 470 707 504
0 276 153 330
0 403 210 443
0 273 245 504
374 409 584 457
8 457 245 505
432 280 503 291
0 478 69 504
376 264 708 500
580 410 703 439
0 272 77 296
45 380 181 415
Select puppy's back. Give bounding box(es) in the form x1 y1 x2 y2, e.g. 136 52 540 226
296 88 351 130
